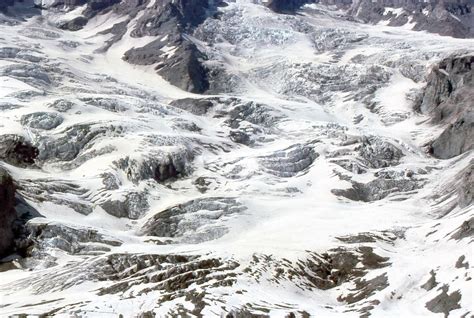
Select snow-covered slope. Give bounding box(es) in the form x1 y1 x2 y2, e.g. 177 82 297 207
0 0 473 317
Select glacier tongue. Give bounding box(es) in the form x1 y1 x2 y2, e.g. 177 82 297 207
0 1 473 317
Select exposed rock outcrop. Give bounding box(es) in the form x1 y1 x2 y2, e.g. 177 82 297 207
265 0 315 13
266 0 473 38
425 285 462 317
0 135 39 167
122 0 220 93
451 217 474 240
0 168 16 258
124 40 209 93
417 54 473 159
58 16 88 31
265 0 353 13
348 0 473 38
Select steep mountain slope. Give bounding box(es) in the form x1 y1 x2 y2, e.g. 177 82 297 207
0 0 472 317
266 0 474 38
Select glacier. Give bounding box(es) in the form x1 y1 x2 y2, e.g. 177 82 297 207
0 0 472 317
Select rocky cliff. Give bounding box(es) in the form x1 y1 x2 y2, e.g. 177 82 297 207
417 54 473 159
0 169 16 258
349 0 473 38
266 0 473 38
121 0 217 92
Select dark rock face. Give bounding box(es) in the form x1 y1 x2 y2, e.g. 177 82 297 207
266 0 315 13
418 55 473 122
266 0 473 38
122 0 219 93
0 168 16 258
125 40 209 93
131 0 214 35
35 0 119 13
417 54 473 159
154 161 179 181
265 0 352 13
0 134 39 167
35 0 87 9
451 217 474 240
425 285 462 317
411 3 473 38
431 114 473 159
349 0 473 38
58 16 88 31
421 270 438 291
